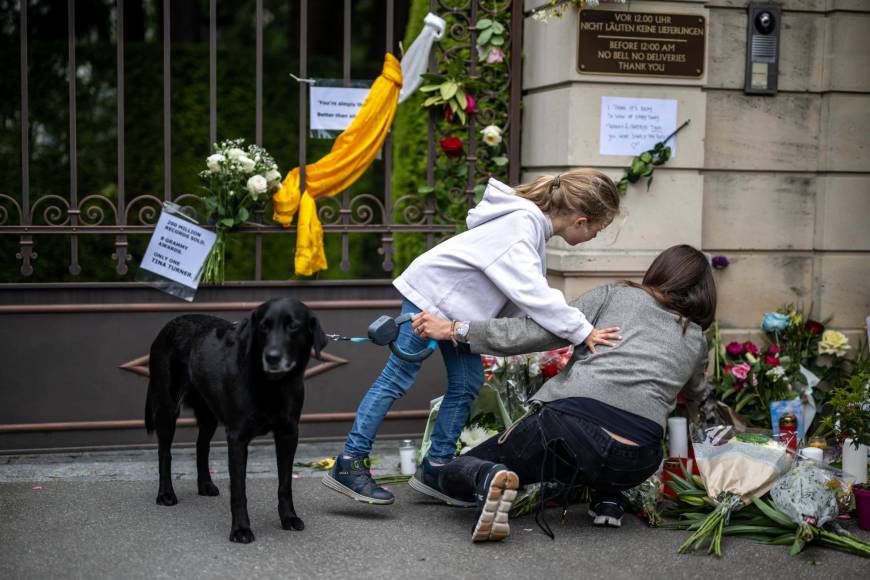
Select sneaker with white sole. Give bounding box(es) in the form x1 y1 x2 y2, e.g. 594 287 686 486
471 464 519 542
588 499 624 527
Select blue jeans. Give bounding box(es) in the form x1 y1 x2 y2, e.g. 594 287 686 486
343 299 484 464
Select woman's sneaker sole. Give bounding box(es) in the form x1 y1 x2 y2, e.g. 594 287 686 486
321 473 395 505
408 476 476 508
587 507 623 527
472 469 519 542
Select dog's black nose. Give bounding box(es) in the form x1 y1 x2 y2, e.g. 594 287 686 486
264 349 282 365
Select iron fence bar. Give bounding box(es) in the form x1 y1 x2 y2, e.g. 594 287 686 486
381 0 395 271
425 0 437 250
254 0 264 279
114 0 128 275
340 0 351 271
67 0 81 275
18 0 33 275
163 0 171 201
508 0 522 184
298 0 307 191
466 0 478 211
209 0 216 148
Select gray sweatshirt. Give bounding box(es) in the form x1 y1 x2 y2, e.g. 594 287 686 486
466 284 710 430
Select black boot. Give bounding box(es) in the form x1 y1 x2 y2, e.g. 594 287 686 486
322 455 394 505
408 457 475 507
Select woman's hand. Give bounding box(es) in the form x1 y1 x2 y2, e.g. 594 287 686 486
411 312 453 341
584 326 622 354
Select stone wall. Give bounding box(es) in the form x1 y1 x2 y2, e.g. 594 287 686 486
522 0 870 344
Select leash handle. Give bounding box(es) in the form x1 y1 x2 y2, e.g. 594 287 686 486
390 312 437 362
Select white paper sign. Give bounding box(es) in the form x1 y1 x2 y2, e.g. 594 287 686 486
140 211 216 289
600 96 678 157
310 86 370 132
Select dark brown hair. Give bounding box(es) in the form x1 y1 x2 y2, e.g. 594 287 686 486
627 244 717 331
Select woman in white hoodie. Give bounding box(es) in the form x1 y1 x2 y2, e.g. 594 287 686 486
323 170 622 505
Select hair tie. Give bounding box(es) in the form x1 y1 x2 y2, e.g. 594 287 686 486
548 174 561 194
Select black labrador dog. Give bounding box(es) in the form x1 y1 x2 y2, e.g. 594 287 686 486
145 298 327 543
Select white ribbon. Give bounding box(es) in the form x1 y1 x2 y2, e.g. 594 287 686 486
398 13 446 104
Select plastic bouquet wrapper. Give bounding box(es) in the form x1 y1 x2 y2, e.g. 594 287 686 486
770 458 849 529
622 475 663 527
678 426 793 556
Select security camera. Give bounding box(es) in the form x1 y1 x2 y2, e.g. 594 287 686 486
754 11 775 35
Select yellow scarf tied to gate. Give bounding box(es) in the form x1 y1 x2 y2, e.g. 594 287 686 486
272 53 403 276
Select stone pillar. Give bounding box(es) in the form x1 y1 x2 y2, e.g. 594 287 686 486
521 0 870 343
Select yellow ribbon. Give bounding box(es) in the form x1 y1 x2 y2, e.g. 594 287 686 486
273 53 403 276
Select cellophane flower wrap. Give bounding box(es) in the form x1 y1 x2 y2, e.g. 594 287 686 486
678 427 792 556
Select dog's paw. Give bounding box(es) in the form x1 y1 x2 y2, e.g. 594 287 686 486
281 516 305 531
229 527 255 544
155 491 178 506
198 481 220 496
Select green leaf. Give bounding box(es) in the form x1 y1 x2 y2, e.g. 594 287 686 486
220 218 235 228
735 394 757 413
475 18 493 30
491 21 504 35
456 86 467 110
417 185 435 194
423 95 442 108
440 81 458 101
449 99 459 113
640 152 653 163
477 28 493 46
237 207 249 223
457 109 466 125
490 35 505 47
492 156 508 166
420 73 445 83
456 163 468 177
419 84 441 93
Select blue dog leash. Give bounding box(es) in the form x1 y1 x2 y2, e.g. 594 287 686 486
326 313 438 363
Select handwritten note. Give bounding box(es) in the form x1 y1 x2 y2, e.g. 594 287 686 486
599 96 678 157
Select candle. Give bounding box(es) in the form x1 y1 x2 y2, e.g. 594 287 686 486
667 417 689 458
800 447 823 464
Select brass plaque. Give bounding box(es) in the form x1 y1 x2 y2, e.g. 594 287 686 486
578 10 706 78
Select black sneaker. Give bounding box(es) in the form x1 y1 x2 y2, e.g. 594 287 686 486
321 455 394 505
588 498 624 527
471 464 519 542
408 457 475 508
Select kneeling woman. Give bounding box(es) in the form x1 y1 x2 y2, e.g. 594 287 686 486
411 244 716 542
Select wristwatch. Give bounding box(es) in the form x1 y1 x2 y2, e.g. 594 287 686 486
454 321 470 343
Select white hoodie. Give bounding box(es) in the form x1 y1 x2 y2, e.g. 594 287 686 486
393 178 593 345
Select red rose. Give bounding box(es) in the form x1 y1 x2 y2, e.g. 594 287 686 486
764 355 780 366
805 320 825 336
725 342 744 357
742 341 759 356
768 343 780 355
439 136 464 158
443 105 454 124
733 382 743 392
722 364 733 375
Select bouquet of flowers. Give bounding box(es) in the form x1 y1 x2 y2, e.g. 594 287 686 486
623 475 664 527
198 139 282 283
675 427 793 556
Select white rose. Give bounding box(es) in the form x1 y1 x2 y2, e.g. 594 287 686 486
265 169 282 183
246 175 268 196
480 124 502 147
238 155 256 173
226 147 245 160
206 153 225 172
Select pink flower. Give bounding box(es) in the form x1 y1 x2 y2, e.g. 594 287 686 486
768 344 780 355
765 355 780 366
726 342 744 357
742 341 759 356
486 47 505 64
466 94 476 114
731 362 750 381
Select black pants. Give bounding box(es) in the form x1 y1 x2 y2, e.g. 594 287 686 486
440 405 662 505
